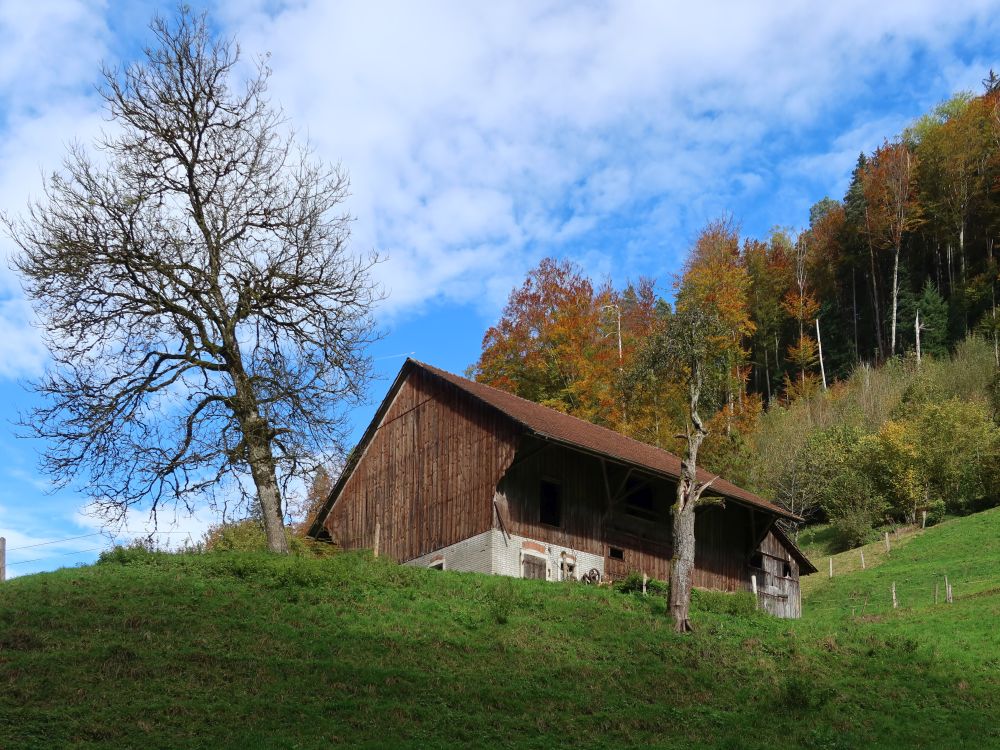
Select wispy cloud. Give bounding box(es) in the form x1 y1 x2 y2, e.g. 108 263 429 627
216 0 1000 317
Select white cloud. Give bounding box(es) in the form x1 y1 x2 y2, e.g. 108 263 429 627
0 0 998 374
215 0 1000 318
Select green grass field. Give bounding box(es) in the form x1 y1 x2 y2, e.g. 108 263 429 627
2 509 999 749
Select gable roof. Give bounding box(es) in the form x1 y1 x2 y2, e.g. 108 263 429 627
413 360 799 521
308 359 801 537
771 524 818 574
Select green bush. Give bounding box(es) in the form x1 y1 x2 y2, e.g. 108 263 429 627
202 519 337 557
922 499 946 527
831 508 880 549
97 539 158 566
614 572 668 596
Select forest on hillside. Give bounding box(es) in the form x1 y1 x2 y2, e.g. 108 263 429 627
470 76 1000 549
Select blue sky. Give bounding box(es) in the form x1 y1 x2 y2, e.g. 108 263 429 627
1 0 997 577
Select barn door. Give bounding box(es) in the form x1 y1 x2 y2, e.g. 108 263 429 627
522 555 546 580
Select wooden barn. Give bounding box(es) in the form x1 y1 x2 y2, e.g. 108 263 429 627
307 359 816 618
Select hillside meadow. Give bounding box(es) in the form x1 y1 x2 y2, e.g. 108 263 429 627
2 508 999 749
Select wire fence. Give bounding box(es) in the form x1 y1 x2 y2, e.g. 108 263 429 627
2 529 205 578
8 547 105 567
803 572 998 618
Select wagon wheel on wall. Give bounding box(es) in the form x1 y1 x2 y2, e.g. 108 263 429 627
582 568 602 585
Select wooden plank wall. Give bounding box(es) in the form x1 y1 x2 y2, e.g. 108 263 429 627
324 368 520 562
756 529 802 618
499 440 767 592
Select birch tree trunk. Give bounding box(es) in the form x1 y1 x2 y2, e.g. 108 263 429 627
890 245 900 355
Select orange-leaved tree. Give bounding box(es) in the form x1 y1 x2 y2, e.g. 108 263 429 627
632 218 754 632
471 258 658 430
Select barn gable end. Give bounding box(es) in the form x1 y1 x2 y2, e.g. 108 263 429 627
320 363 521 562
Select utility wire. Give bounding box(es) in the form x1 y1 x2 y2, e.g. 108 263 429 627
6 529 201 552
8 547 104 566
7 533 103 551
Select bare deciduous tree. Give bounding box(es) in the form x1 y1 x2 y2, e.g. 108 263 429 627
659 304 728 632
5 9 381 552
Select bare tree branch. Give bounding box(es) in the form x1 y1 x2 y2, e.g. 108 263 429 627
4 8 382 552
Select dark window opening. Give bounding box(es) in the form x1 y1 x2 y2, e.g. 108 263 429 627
624 477 656 517
609 547 625 561
539 479 562 527
782 561 792 578
749 551 763 569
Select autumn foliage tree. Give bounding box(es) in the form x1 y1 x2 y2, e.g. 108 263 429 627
861 139 923 356
471 258 658 431
629 219 754 631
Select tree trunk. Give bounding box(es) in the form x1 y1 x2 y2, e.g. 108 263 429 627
868 260 884 361
890 245 900 356
242 413 290 553
668 373 709 633
764 345 771 404
669 499 696 631
852 268 859 363
959 220 966 282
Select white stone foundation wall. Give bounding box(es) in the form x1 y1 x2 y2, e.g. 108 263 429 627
404 529 604 582
404 530 497 573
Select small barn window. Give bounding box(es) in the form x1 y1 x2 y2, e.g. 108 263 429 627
749 551 763 569
609 547 625 561
782 561 792 578
539 479 562 527
624 477 656 518
522 554 547 580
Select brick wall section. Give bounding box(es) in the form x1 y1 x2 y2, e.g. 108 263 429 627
405 529 604 582
405 530 496 573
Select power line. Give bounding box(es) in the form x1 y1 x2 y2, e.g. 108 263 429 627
6 529 202 552
7 533 103 551
8 547 104 566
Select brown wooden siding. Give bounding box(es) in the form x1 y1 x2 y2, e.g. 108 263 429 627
754 529 802 618
498 440 770 592
324 367 520 562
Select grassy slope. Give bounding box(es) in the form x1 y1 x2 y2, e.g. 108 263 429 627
2 512 999 750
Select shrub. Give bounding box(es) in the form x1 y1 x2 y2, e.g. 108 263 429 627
97 539 158 566
921 499 946 527
831 508 880 549
202 519 337 557
614 572 668 596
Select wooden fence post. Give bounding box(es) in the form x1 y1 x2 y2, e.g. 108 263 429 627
751 574 758 609
934 583 938 605
642 572 648 595
860 549 865 570
945 576 953 604
884 532 890 553
829 557 833 578
0 536 5 582
891 582 898 609
922 510 927 529
373 521 381 558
